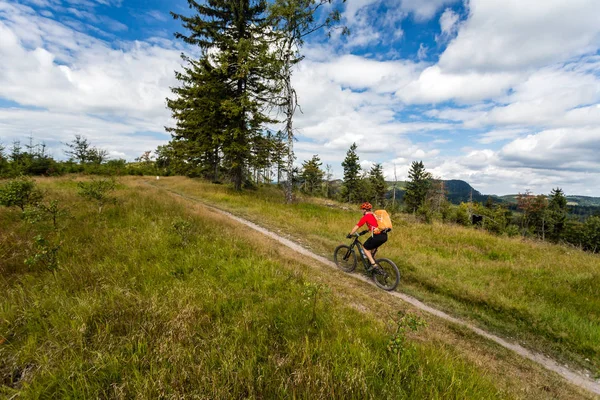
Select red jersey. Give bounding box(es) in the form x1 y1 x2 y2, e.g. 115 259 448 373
357 213 378 232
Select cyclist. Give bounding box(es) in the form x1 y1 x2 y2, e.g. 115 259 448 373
347 202 388 270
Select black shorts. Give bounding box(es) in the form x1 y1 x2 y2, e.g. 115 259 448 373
364 232 388 250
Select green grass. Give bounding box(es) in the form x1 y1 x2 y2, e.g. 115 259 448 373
152 176 600 374
1 177 515 398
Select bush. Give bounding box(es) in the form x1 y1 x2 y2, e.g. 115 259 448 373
0 176 43 211
503 224 521 237
583 216 600 253
77 177 117 213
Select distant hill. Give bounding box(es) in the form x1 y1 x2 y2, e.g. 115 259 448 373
332 179 600 208
442 180 503 204
385 179 501 205
499 194 600 207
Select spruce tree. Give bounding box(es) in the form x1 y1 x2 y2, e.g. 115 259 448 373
548 187 568 241
340 143 361 203
167 57 228 180
170 0 279 190
369 163 387 207
301 155 325 195
404 161 432 213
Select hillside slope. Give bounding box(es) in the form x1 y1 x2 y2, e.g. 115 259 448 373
154 177 600 378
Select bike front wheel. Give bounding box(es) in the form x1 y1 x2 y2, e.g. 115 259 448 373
372 258 400 291
333 245 357 272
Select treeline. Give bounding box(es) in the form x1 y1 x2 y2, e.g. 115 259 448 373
0 136 162 177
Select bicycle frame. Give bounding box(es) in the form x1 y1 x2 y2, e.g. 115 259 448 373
347 231 377 271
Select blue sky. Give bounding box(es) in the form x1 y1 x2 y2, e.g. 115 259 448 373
1 0 600 196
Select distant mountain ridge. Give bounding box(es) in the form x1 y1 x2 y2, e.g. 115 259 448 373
499 194 600 207
384 180 600 207
385 179 501 205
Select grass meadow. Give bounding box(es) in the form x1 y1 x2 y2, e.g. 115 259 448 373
153 176 600 376
0 176 595 399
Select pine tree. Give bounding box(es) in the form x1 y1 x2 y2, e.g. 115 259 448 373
369 163 387 207
340 143 361 203
64 135 107 165
404 161 432 213
548 187 568 241
301 155 324 195
170 0 279 190
166 57 228 180
64 135 91 164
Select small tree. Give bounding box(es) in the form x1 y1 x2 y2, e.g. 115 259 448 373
77 178 117 213
340 143 361 203
0 176 43 211
369 163 387 208
300 155 325 195
88 147 109 164
583 216 600 253
64 135 91 164
423 179 448 221
0 142 7 175
64 135 108 165
404 161 431 214
517 190 548 238
547 187 568 241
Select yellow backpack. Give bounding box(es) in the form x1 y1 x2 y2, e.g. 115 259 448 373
373 209 392 234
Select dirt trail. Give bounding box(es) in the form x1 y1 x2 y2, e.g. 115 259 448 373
154 183 600 397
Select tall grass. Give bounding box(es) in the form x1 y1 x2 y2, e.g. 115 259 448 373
153 177 600 374
1 177 512 398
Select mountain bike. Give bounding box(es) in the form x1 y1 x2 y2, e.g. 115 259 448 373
333 230 400 291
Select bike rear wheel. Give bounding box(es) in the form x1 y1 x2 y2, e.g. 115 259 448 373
372 258 400 291
333 245 357 272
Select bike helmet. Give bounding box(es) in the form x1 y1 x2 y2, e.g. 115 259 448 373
360 202 372 211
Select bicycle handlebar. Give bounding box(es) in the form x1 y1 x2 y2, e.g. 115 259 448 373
348 230 369 239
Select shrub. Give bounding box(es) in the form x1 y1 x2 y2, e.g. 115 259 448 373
387 311 427 355
0 176 43 211
170 217 194 247
77 177 117 213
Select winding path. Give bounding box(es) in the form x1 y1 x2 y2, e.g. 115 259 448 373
153 182 600 396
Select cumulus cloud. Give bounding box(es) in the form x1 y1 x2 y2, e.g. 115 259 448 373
0 1 182 160
396 65 521 104
439 0 600 73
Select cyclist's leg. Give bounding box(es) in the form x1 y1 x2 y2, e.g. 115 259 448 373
363 236 382 266
365 233 388 266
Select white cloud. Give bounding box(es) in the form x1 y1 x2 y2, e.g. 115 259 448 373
477 128 528 144
439 0 600 73
397 65 521 104
499 127 600 171
417 43 428 60
400 0 460 21
436 8 459 42
0 3 182 116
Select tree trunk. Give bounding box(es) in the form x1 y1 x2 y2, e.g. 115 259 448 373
283 43 295 204
213 147 219 182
